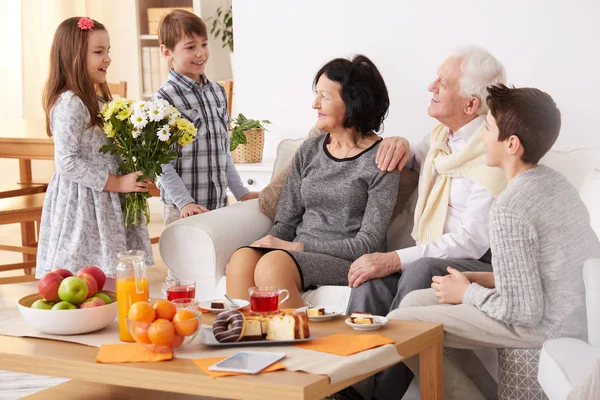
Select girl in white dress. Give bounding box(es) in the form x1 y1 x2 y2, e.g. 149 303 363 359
37 17 153 286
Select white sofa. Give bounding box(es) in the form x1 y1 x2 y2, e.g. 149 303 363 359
159 141 600 312
538 259 600 399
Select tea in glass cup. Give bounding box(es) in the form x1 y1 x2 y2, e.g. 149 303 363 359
162 279 196 301
248 286 289 314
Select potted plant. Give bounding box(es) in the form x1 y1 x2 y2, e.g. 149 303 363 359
210 6 233 52
229 113 271 163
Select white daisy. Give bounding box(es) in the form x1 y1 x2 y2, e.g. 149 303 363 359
132 129 141 139
147 102 166 122
157 124 171 142
130 112 148 130
132 100 148 112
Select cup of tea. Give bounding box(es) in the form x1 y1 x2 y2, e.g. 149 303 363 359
162 279 196 301
248 286 290 314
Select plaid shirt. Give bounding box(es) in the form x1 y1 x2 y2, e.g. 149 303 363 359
154 70 248 210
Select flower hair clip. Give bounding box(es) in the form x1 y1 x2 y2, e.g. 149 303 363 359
78 17 94 30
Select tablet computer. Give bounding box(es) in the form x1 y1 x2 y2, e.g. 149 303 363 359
208 351 286 374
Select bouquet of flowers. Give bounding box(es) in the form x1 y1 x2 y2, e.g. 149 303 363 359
99 98 197 227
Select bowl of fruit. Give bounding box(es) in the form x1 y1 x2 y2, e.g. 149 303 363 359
17 266 118 335
127 300 201 352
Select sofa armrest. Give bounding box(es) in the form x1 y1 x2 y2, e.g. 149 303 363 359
159 199 273 300
584 259 600 347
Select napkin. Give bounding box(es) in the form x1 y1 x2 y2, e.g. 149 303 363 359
192 356 286 378
96 343 172 363
294 333 394 356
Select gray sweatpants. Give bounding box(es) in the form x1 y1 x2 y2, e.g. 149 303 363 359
347 256 493 400
391 289 545 400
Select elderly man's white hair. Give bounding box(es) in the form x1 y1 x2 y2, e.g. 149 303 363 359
449 45 507 115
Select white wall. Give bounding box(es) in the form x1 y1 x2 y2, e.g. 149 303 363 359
232 0 600 160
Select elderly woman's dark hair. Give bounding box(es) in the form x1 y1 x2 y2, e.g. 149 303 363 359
313 55 389 137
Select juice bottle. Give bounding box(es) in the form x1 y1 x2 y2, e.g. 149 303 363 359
116 250 148 342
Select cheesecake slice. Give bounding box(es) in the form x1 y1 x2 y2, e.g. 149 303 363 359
350 312 375 324
306 307 325 316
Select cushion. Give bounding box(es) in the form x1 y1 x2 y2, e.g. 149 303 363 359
497 347 547 400
538 338 600 399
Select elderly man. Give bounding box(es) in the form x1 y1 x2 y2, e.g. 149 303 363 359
341 46 508 400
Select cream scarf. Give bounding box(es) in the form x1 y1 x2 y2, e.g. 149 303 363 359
411 121 507 244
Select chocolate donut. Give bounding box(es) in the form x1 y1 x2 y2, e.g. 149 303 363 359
213 310 246 342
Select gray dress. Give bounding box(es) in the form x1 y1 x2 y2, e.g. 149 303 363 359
266 134 400 290
36 91 153 278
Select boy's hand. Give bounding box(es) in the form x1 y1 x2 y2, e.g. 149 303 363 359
180 203 209 218
240 192 259 201
431 267 471 304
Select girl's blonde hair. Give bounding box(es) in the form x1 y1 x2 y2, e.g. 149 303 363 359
42 17 112 136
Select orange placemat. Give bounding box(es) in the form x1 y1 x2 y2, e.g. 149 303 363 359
96 343 172 363
192 357 286 378
294 333 394 356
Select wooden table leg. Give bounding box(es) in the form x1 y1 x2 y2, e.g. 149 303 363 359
419 338 444 399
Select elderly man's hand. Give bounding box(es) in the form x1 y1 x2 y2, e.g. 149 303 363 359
251 235 303 252
348 252 401 288
376 137 410 172
431 267 471 304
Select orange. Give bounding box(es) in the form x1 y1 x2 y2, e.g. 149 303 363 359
171 334 185 348
153 300 176 321
172 309 199 336
128 301 155 323
133 322 151 344
147 318 175 347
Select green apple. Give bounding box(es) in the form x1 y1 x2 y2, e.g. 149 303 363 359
93 292 112 304
58 277 88 305
51 301 76 310
31 299 54 310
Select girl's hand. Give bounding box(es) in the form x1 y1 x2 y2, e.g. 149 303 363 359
251 235 303 251
118 171 149 193
431 267 471 304
104 171 149 193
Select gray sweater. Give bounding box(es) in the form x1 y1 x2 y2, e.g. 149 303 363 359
268 134 400 261
463 165 600 339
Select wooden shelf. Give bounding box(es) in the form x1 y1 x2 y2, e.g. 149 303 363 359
140 34 158 41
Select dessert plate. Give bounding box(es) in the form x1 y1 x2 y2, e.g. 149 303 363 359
199 298 249 314
295 306 340 322
201 326 312 346
344 316 388 331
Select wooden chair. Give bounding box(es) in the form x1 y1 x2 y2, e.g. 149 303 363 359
217 80 233 117
0 136 53 284
107 81 127 98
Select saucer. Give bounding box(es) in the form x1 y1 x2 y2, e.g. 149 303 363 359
295 306 339 322
344 316 388 331
200 298 250 314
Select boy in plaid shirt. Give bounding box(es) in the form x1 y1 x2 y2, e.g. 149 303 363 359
154 9 257 225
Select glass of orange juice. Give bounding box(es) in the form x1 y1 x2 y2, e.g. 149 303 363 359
116 250 148 342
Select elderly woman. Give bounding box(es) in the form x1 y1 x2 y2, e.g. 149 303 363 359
226 55 400 308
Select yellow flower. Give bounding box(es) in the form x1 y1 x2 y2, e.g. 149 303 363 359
113 98 127 111
103 102 117 120
116 107 133 121
103 121 115 138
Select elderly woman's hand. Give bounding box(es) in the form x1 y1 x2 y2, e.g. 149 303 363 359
431 267 471 304
376 137 410 172
251 235 303 251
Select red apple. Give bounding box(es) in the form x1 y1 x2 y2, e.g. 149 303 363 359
79 297 105 308
38 271 64 302
78 273 98 298
77 266 106 291
52 268 73 279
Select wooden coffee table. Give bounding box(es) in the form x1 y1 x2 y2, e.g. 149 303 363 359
0 316 443 400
